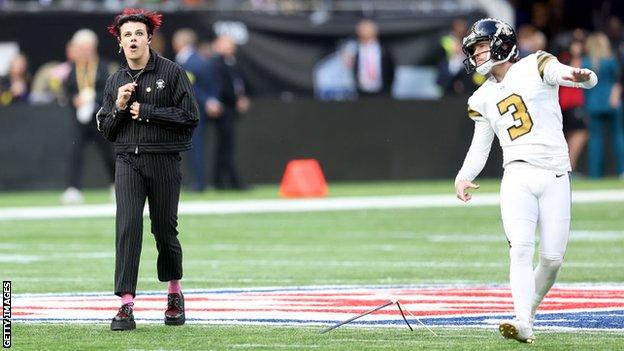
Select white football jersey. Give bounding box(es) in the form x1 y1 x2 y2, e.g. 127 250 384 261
467 51 571 173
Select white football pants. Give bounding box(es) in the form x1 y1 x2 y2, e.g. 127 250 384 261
500 161 571 324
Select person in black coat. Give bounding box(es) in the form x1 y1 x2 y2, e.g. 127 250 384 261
349 19 396 97
61 29 115 204
97 8 199 331
172 28 212 192
206 35 250 190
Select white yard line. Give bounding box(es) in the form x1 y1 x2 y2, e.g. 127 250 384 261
0 189 623 221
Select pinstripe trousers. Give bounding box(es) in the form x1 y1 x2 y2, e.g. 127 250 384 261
114 153 183 297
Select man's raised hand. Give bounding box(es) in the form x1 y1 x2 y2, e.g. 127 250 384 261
116 83 137 110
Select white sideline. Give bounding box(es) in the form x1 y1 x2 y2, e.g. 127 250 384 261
0 189 623 221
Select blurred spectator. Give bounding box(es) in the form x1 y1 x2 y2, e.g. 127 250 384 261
530 2 553 38
206 35 250 190
249 0 279 13
559 38 588 174
532 30 547 52
198 41 213 60
275 0 306 14
150 31 167 56
437 18 484 96
30 63 64 104
61 29 115 204
517 25 547 58
0 53 30 105
517 25 535 58
606 16 624 67
172 28 213 192
572 28 587 42
344 19 395 97
30 41 75 105
51 41 77 103
605 15 624 91
583 32 624 179
314 39 356 100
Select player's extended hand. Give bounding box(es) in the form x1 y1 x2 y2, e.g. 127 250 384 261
116 83 137 110
561 68 592 83
455 180 480 202
130 102 140 119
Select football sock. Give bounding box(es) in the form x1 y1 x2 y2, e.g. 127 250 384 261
168 280 182 294
509 242 535 323
531 254 563 319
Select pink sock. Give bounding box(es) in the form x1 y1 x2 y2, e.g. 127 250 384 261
121 293 134 306
168 280 182 294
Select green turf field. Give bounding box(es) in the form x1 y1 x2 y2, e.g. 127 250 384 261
1 179 623 350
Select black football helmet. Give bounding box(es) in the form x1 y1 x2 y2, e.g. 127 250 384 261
462 18 518 74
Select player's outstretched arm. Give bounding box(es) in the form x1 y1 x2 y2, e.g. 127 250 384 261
543 57 598 89
561 67 597 86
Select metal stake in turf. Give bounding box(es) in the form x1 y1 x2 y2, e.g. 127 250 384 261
320 300 396 334
320 299 437 335
396 301 438 336
395 300 414 331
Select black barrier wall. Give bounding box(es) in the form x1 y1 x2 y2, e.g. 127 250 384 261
0 98 510 190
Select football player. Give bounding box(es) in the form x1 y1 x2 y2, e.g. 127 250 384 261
454 18 597 343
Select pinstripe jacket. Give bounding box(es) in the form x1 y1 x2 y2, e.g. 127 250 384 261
97 49 199 154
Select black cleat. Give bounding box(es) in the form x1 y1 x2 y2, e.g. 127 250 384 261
164 293 185 325
111 303 136 331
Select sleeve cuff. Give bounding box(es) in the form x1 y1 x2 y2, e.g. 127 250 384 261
114 107 129 118
582 71 598 89
139 103 153 122
454 175 469 186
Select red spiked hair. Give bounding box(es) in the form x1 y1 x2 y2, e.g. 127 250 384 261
107 8 163 38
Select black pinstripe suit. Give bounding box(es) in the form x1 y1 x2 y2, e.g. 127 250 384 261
97 49 199 297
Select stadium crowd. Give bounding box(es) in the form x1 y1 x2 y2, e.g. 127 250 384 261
1 0 624 181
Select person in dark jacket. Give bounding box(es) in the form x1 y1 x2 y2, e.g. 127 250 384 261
97 8 199 331
61 29 115 205
172 28 212 192
348 19 395 97
206 35 250 190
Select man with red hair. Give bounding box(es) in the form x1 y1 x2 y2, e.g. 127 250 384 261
97 8 199 331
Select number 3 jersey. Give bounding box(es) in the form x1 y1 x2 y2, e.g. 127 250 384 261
457 51 571 182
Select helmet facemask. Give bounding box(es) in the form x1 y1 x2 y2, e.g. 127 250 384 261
464 40 518 75
462 18 519 75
